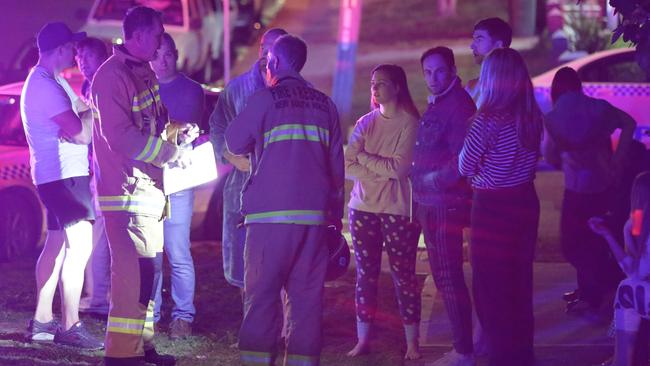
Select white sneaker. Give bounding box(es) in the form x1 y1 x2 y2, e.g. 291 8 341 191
428 350 476 366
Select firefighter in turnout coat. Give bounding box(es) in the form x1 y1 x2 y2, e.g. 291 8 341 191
225 35 344 366
90 7 192 365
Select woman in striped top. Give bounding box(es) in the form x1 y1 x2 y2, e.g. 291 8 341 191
459 47 543 366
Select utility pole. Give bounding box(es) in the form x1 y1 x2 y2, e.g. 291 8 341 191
331 0 362 135
223 0 231 84
509 0 536 37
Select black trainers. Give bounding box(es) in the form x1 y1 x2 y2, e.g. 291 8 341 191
169 318 191 340
27 318 59 342
144 347 176 366
54 321 104 350
562 289 580 302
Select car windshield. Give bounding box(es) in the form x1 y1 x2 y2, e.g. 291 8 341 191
0 95 27 147
579 51 649 83
92 0 184 26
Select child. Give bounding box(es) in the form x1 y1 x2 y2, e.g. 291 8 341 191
589 171 650 366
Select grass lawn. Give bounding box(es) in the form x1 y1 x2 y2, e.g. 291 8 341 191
359 0 508 44
0 1 571 364
0 243 419 365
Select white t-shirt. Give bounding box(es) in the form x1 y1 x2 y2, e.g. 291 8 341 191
20 66 89 185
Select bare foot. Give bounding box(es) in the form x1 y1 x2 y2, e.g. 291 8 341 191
404 344 421 360
347 341 370 357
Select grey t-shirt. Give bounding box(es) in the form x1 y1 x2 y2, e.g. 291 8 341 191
20 65 89 185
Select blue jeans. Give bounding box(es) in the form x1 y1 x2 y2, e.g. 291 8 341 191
222 169 248 288
81 214 111 312
154 189 196 322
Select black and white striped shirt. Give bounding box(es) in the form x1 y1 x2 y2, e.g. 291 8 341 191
459 112 539 189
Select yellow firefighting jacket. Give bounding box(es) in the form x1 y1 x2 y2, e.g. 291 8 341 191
91 45 179 218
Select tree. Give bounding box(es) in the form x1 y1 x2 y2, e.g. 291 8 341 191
606 0 650 44
585 0 650 73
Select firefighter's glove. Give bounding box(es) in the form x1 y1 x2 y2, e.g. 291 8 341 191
168 146 192 169
177 123 200 145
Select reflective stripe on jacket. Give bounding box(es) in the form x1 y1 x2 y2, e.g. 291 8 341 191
224 70 344 226
91 45 179 217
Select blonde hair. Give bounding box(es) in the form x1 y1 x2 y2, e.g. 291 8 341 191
476 48 542 150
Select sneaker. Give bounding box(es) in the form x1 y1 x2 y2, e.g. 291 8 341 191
428 350 476 366
144 347 176 366
562 289 580 302
566 299 594 314
54 321 104 350
566 300 607 323
27 318 59 342
169 318 191 340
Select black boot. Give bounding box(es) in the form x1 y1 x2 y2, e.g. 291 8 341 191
104 356 147 366
144 348 176 366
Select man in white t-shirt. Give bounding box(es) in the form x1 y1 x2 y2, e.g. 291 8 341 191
20 22 103 350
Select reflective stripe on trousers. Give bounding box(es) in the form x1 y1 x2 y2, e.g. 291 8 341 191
239 224 327 365
103 213 163 358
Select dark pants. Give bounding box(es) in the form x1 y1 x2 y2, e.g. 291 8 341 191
471 183 539 366
104 214 162 359
348 209 421 325
239 224 327 366
416 204 473 355
634 320 649 365
561 189 622 307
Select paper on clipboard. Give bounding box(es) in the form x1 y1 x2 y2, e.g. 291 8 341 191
163 141 218 195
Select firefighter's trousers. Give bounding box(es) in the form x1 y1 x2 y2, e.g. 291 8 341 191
103 213 163 359
239 223 328 366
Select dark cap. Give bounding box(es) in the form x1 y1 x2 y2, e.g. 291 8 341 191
37 22 86 52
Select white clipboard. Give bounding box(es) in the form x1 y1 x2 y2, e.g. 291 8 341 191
163 141 218 195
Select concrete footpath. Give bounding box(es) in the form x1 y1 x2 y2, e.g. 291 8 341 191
388 255 615 365
232 0 616 364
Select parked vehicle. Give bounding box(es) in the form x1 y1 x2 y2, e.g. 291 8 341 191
233 0 265 43
533 47 650 147
81 0 238 82
0 72 228 261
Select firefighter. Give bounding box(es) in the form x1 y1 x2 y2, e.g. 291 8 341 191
90 6 195 366
225 34 345 366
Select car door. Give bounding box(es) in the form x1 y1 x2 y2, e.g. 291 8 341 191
578 50 650 147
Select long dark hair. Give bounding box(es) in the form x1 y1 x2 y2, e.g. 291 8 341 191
476 48 542 150
370 64 420 120
550 66 582 105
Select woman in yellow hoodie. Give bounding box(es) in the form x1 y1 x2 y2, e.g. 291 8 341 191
345 64 421 360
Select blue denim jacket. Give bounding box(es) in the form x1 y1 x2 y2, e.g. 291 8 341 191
209 61 266 287
411 78 476 206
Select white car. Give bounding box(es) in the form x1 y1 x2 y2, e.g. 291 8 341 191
81 0 237 82
533 47 650 147
0 73 229 261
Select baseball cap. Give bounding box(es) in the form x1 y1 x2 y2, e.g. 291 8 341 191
37 22 86 52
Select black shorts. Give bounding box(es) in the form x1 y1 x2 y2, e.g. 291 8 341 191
36 176 95 230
